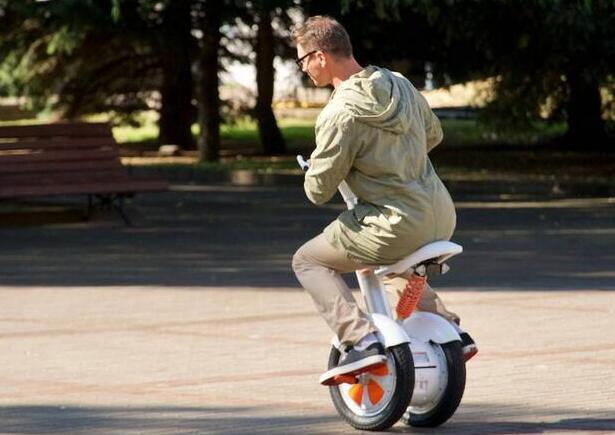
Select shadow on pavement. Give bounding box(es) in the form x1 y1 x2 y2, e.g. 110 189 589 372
396 419 615 434
1 404 614 434
0 405 339 434
1 187 614 290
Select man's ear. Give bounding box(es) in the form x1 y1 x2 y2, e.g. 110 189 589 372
317 51 327 67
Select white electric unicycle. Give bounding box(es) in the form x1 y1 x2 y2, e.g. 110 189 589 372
297 156 466 431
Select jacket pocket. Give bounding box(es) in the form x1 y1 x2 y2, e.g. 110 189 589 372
352 203 379 224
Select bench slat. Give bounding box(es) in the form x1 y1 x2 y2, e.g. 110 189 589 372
0 137 116 151
0 179 169 198
0 170 131 184
0 149 119 165
0 160 125 174
0 122 112 139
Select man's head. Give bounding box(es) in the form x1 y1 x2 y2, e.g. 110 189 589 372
291 16 354 87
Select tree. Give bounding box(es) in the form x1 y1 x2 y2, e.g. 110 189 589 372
484 0 615 148
0 0 196 150
158 0 195 150
254 4 286 155
194 0 223 162
233 0 295 155
308 0 615 148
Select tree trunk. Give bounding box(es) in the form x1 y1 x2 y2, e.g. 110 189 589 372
565 69 609 148
255 9 286 155
159 1 195 150
197 1 221 162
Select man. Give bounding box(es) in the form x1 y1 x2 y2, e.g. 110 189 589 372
291 16 477 385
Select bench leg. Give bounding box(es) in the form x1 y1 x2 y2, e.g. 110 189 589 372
86 194 133 226
82 194 94 222
112 195 133 227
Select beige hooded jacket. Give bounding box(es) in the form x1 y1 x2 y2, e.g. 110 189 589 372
304 65 456 265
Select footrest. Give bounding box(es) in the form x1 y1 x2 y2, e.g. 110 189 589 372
320 361 388 386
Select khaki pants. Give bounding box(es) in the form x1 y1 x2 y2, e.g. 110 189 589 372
292 233 459 346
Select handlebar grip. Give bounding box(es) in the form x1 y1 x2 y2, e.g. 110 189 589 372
297 154 357 210
296 155 310 172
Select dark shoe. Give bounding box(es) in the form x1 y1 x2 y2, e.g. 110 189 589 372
460 332 478 362
319 343 387 386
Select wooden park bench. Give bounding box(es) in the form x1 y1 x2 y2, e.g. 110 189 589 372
0 122 169 225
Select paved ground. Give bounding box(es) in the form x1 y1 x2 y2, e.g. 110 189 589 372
0 183 614 434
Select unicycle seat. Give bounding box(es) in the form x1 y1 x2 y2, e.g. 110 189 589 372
374 240 462 278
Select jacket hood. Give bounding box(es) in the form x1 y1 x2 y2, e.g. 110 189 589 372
333 65 414 135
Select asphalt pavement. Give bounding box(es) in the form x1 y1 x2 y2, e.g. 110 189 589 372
0 181 614 434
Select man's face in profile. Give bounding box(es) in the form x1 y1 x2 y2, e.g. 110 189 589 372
296 44 329 87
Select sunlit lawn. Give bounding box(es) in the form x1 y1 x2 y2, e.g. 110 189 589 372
114 117 614 182
114 117 566 150
4 110 610 182
114 118 316 152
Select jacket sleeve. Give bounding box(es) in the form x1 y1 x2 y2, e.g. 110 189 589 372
416 90 443 152
425 110 443 153
304 116 360 205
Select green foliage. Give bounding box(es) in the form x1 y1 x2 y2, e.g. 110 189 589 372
0 0 207 125
110 0 121 21
0 1 156 119
1 0 613 150
321 0 615 144
47 26 82 55
114 118 315 150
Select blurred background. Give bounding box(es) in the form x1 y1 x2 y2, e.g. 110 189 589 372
0 0 614 183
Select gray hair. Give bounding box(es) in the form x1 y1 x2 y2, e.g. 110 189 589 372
291 15 353 58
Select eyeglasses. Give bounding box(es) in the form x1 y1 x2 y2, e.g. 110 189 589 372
295 50 318 68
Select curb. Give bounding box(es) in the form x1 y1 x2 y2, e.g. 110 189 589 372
128 166 615 200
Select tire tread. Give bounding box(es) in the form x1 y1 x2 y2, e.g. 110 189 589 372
404 341 466 428
328 344 414 431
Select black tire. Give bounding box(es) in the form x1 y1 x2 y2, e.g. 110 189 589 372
402 341 466 428
328 344 414 431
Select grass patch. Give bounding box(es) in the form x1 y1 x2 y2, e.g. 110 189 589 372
114 117 564 150
114 118 315 153
440 119 566 147
116 117 614 183
113 124 157 145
